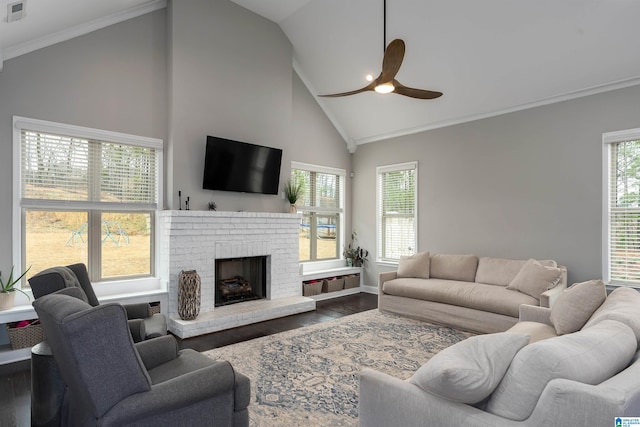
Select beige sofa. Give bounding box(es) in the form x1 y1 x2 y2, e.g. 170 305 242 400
360 284 640 427
378 253 567 333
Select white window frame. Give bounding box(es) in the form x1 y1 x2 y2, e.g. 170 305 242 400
602 127 640 286
292 161 345 264
376 161 418 265
13 116 163 295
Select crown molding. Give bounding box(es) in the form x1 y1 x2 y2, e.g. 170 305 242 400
355 75 640 146
3 0 167 61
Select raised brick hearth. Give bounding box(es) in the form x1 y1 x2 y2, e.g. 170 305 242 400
158 211 315 338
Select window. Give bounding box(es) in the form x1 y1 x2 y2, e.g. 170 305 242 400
292 162 345 262
604 127 640 285
377 162 417 262
14 117 162 285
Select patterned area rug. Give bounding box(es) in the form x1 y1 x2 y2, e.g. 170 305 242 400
204 309 474 426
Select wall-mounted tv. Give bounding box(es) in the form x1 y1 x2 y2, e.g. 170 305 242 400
203 135 283 195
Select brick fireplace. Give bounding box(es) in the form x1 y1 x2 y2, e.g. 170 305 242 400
158 210 315 338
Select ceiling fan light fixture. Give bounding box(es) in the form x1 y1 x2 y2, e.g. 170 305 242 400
374 82 395 94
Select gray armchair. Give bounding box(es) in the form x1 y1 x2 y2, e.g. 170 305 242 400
28 263 166 342
33 291 250 427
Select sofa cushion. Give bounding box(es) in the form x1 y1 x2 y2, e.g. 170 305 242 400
486 319 636 421
475 257 557 287
430 254 479 282
410 333 530 404
549 280 606 335
397 251 430 279
506 259 563 301
583 286 640 343
506 321 558 343
382 278 538 318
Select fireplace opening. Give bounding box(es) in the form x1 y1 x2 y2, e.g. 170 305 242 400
215 256 267 307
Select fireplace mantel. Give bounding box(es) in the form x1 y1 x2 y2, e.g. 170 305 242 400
158 210 315 337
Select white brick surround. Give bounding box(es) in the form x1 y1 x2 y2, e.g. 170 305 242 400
158 210 315 338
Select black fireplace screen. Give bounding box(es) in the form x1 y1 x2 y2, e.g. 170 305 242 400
215 256 267 306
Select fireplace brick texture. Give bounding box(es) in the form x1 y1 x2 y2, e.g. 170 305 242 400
159 211 301 318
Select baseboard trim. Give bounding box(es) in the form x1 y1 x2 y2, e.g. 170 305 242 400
361 285 378 295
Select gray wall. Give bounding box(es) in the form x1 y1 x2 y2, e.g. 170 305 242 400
290 71 353 236
0 10 168 276
352 85 640 286
167 0 350 214
0 0 352 276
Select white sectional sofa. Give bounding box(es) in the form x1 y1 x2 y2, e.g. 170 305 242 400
378 252 567 333
360 284 640 427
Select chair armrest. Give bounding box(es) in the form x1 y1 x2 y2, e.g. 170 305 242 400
123 303 152 319
540 279 567 308
378 271 398 293
127 318 146 343
143 313 168 339
234 370 251 411
134 335 179 370
519 304 552 325
100 361 245 426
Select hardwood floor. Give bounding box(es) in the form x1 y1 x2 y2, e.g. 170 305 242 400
0 293 378 426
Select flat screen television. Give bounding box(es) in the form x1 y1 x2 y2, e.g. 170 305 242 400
203 136 283 195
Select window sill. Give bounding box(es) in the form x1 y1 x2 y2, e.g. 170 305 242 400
299 259 346 275
2 277 166 324
92 276 163 298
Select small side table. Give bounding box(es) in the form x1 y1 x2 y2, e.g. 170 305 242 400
31 342 65 427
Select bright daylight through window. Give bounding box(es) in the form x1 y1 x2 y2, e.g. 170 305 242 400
377 162 417 262
15 117 162 285
605 128 640 285
292 162 345 262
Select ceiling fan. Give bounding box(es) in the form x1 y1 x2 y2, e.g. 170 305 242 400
319 0 442 100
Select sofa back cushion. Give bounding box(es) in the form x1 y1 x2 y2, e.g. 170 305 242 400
397 251 430 279
430 254 479 282
475 257 557 287
583 286 640 343
485 319 636 421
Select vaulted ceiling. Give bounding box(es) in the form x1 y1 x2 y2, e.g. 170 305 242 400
2 0 640 149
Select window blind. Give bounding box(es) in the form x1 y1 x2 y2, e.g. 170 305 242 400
292 164 343 214
377 162 417 261
608 138 640 283
21 130 158 210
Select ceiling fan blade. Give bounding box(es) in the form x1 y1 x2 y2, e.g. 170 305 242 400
380 39 405 83
393 80 443 99
319 81 377 97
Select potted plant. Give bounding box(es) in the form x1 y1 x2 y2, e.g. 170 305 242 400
0 266 31 311
283 178 304 213
343 232 369 267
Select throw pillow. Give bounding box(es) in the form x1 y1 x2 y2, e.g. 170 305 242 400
485 319 636 421
549 280 606 335
507 259 562 300
409 333 530 404
397 252 430 279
